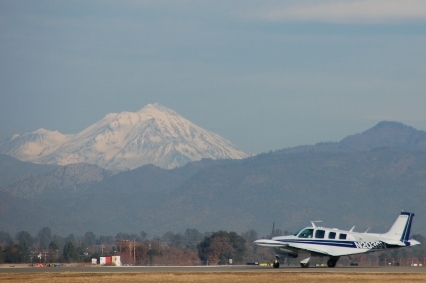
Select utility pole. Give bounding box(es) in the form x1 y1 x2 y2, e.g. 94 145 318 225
129 240 131 261
133 238 136 264
158 237 161 265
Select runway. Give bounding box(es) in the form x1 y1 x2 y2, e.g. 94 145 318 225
1 265 426 274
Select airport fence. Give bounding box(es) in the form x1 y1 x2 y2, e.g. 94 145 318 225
344 256 425 267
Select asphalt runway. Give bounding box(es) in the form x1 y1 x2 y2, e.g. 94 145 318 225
1 265 426 274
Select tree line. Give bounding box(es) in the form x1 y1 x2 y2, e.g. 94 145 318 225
1 228 425 266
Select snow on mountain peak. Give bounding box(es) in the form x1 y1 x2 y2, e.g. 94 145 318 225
0 128 72 162
138 102 170 112
1 104 251 170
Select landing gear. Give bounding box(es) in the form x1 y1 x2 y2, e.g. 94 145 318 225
327 259 336 267
300 257 310 268
273 256 280 268
327 257 339 268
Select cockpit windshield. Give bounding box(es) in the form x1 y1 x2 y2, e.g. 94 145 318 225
293 228 303 236
298 228 314 238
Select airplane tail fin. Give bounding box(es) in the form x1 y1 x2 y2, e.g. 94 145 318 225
384 212 414 242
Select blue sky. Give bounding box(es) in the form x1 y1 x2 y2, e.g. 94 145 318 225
1 0 426 154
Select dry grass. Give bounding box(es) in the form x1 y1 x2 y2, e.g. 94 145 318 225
1 272 426 283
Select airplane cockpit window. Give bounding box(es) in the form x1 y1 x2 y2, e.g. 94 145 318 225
328 232 336 239
315 230 325 239
298 228 314 238
293 228 303 236
339 233 347 240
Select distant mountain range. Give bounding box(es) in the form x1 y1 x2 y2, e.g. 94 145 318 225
278 121 426 153
0 103 250 170
1 121 426 237
0 154 56 187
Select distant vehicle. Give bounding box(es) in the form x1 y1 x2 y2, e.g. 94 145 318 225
254 211 420 268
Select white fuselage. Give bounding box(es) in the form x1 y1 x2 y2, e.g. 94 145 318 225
254 212 419 267
269 227 397 257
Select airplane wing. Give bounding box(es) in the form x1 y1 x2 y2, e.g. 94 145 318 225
253 239 289 247
254 239 332 256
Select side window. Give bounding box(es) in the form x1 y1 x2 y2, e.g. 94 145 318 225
328 232 336 239
339 233 347 240
315 230 325 239
298 229 314 238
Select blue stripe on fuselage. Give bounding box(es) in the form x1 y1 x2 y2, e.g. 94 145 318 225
276 239 356 248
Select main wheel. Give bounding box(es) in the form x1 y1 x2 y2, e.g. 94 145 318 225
327 259 336 268
273 261 280 268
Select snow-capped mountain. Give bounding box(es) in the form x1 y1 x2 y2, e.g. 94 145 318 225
0 103 251 170
0 129 73 162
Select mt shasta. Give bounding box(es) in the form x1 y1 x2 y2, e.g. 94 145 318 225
0 103 250 170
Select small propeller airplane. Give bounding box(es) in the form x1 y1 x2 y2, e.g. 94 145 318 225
254 211 420 268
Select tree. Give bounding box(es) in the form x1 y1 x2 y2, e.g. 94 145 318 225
15 231 33 254
97 235 115 245
184 229 204 251
241 229 258 244
185 229 204 242
228 231 247 262
0 231 12 245
171 233 186 250
162 231 174 243
197 231 247 265
65 233 76 245
51 234 65 251
0 244 4 263
37 227 52 250
135 244 148 265
62 241 79 262
83 232 96 247
3 244 24 263
49 240 59 251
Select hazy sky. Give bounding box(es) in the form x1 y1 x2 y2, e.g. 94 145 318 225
1 0 426 154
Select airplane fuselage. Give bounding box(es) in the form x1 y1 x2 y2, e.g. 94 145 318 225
254 212 419 268
266 228 402 258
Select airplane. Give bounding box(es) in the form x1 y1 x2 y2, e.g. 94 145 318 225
254 211 420 268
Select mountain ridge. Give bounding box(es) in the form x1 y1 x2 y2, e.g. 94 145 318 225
2 121 426 236
277 121 426 154
5 163 115 200
3 148 426 236
0 103 250 170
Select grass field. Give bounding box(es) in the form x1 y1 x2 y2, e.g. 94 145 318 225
1 272 426 283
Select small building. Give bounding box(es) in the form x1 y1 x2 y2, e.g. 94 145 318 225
100 256 118 266
112 256 121 266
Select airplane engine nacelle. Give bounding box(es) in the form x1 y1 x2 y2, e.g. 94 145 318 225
275 247 298 258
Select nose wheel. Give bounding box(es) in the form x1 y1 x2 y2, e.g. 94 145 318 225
300 262 310 268
300 256 311 268
273 256 280 268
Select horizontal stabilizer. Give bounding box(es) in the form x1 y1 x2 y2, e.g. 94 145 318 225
253 239 288 247
408 239 421 246
381 238 421 247
381 240 407 246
